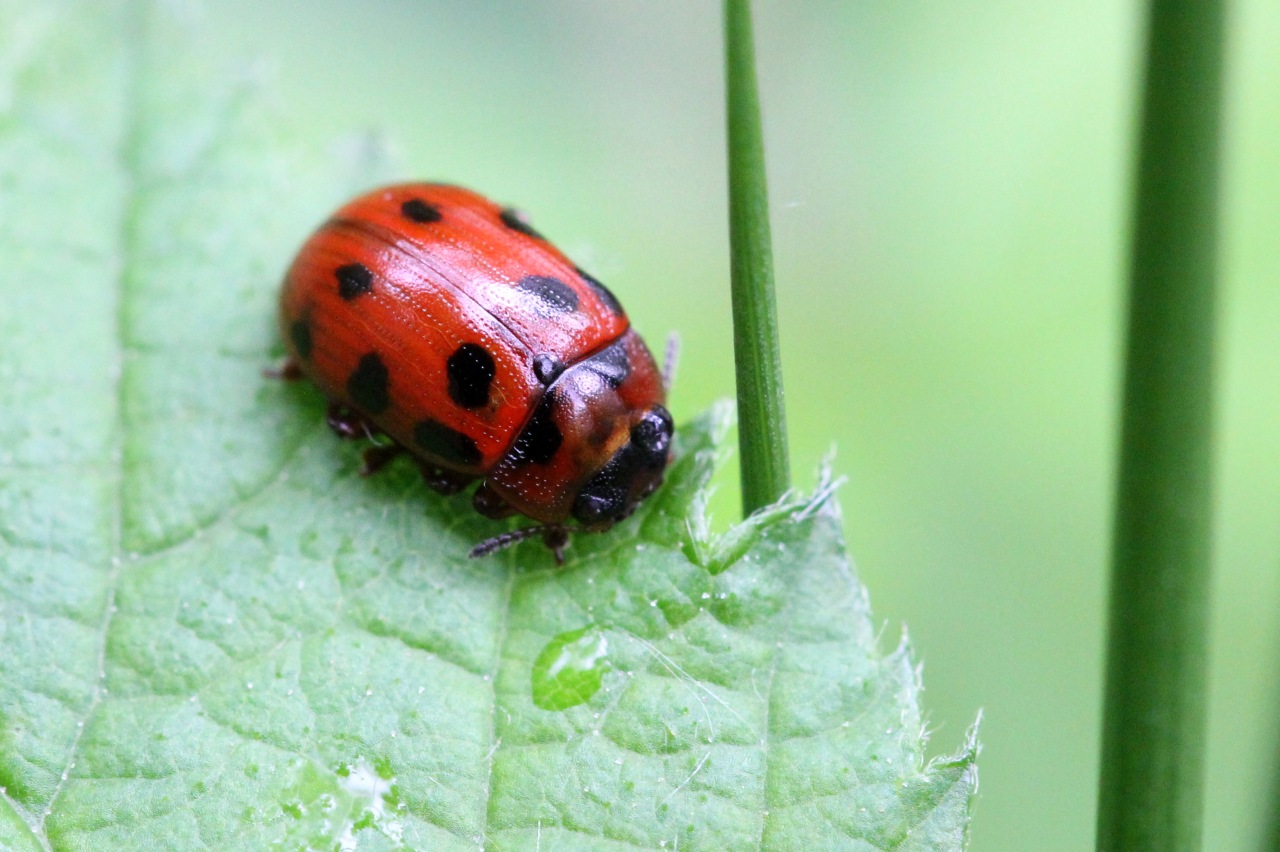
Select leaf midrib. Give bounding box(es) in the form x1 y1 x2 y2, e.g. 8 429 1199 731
36 12 141 839
23 14 520 845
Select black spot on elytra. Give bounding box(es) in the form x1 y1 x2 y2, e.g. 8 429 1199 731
511 392 562 465
447 343 497 409
532 354 562 386
289 318 313 360
336 263 373 300
515 275 579 316
414 419 482 467
346 352 390 414
575 266 624 316
584 339 630 388
499 207 544 240
401 198 442 223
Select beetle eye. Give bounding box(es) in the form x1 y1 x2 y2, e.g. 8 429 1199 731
630 406 673 458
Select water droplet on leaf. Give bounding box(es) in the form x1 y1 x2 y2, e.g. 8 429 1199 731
531 625 609 711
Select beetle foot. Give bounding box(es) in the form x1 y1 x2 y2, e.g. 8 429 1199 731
360 444 403 476
542 526 570 565
263 358 303 381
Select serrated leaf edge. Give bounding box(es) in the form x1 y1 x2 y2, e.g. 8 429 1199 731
690 455 846 575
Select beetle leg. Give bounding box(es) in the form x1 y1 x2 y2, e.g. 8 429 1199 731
325 402 380 441
542 525 570 566
417 462 476 495
471 483 520 519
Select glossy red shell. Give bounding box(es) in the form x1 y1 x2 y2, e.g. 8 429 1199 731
278 183 670 527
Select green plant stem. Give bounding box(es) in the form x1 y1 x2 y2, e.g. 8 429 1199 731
723 0 789 515
1269 715 1280 852
1096 0 1224 849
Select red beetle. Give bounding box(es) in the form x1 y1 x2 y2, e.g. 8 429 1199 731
276 183 673 561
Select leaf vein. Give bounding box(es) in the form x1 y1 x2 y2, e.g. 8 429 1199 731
479 567 516 846
0 785 49 852
128 430 320 561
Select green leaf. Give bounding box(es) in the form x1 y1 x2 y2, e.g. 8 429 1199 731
0 3 977 849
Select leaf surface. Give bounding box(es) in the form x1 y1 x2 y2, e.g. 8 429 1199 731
0 3 977 849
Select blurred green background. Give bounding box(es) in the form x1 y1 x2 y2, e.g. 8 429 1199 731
201 2 1279 849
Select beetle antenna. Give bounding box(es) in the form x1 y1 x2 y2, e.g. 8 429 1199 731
662 331 681 392
470 525 554 559
469 523 580 562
